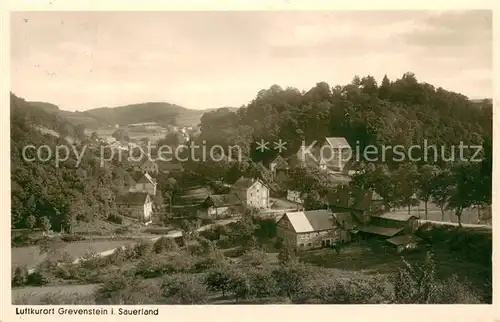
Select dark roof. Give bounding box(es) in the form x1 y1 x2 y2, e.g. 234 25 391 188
333 212 356 230
157 160 184 172
232 177 266 190
371 212 418 222
137 173 156 185
207 194 242 208
387 234 422 246
303 209 337 231
357 226 403 237
271 155 289 169
116 192 149 205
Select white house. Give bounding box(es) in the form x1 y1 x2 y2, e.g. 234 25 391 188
230 177 269 209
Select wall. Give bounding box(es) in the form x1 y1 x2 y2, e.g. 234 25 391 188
287 190 304 204
134 182 156 196
246 181 269 208
316 144 352 172
143 200 153 222
297 229 340 250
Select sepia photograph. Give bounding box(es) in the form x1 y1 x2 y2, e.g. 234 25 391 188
9 9 492 307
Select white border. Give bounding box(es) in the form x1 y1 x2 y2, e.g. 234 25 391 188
1 1 498 321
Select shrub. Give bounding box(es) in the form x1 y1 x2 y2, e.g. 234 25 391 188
60 235 85 242
12 266 28 287
26 271 49 286
114 226 129 235
96 271 140 299
161 274 209 304
153 237 178 253
133 241 154 259
14 291 96 305
107 214 123 224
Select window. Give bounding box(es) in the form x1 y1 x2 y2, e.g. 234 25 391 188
300 243 304 247
307 243 312 247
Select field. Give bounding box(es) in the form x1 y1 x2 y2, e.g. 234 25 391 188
398 202 489 225
11 239 138 269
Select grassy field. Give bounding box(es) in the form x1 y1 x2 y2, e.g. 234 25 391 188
299 238 490 300
11 239 137 269
395 202 489 225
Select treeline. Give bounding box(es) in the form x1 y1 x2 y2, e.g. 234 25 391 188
200 73 491 164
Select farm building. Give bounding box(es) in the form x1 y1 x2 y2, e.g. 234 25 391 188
386 234 423 253
276 209 350 250
115 192 153 223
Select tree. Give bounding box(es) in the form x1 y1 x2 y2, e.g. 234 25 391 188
394 252 437 304
273 262 308 301
429 168 453 222
161 274 209 304
227 268 252 303
204 266 232 297
378 74 391 100
278 242 297 266
248 267 278 299
447 163 479 227
40 216 52 233
417 165 439 220
90 131 99 142
26 215 37 231
394 163 419 214
111 128 130 142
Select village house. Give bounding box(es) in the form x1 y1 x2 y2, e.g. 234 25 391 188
230 177 270 209
315 137 352 173
115 192 153 223
287 190 304 205
157 160 184 174
197 194 242 219
140 160 159 175
130 172 157 196
276 209 348 250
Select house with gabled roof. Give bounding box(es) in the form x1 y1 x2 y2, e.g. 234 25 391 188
316 137 352 173
197 194 242 219
230 177 269 209
276 209 350 250
115 192 153 223
130 172 157 197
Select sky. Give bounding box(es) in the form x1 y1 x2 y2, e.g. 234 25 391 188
10 10 492 111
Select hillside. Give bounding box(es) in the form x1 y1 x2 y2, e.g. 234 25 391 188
83 102 203 128
199 73 493 166
23 101 217 129
10 93 132 230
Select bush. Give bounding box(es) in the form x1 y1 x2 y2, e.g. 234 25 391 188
201 218 214 226
161 274 209 304
107 214 123 224
61 235 85 242
26 271 49 286
133 241 154 258
114 226 129 235
12 266 28 287
14 291 96 305
153 237 178 253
